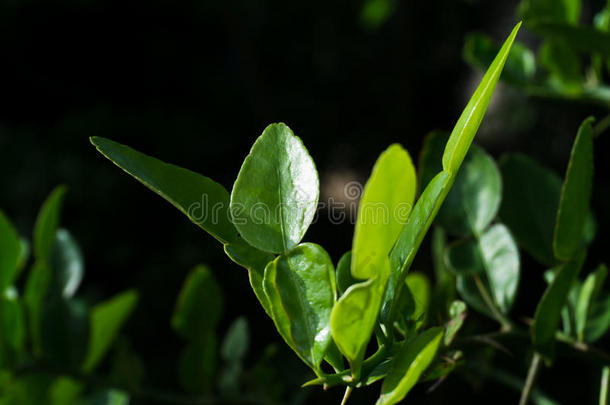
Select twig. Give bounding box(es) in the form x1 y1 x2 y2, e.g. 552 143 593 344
340 386 353 405
519 352 543 405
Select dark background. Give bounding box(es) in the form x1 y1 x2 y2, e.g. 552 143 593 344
1 0 610 403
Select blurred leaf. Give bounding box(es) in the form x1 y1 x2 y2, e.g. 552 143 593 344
360 0 395 30
429 227 456 322
519 0 580 24
584 295 610 342
463 33 536 85
263 243 335 370
77 390 129 405
178 332 216 394
437 146 502 236
110 338 145 390
336 251 357 296
0 289 26 366
33 186 67 262
83 290 138 372
377 327 444 405
230 123 319 254
443 22 521 174
421 350 463 381
172 265 223 340
91 136 238 244
50 229 84 300
539 39 582 94
456 275 493 318
41 298 89 367
404 272 430 325
527 21 610 57
352 144 416 280
445 301 467 346
575 264 607 341
50 377 83 405
445 237 485 276
499 153 562 266
24 261 51 355
418 131 448 192
553 117 594 261
0 210 21 291
479 224 520 314
532 254 585 359
221 317 249 364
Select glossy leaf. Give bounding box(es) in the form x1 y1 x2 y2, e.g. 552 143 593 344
443 22 521 174
50 229 84 300
230 123 319 253
437 146 502 236
0 211 21 291
263 243 335 370
83 290 138 372
377 327 444 405
352 144 416 279
575 264 607 341
172 265 223 340
91 137 238 244
499 153 562 265
553 117 594 261
479 224 520 313
331 262 389 376
336 251 357 296
463 33 535 85
445 237 484 276
444 301 467 346
532 254 585 359
34 186 67 261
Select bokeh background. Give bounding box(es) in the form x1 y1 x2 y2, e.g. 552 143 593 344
2 0 610 403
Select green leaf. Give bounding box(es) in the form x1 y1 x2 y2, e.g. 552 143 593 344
24 261 52 355
79 389 129 405
50 377 83 405
437 145 502 236
445 237 485 276
41 298 89 367
336 251 357 296
377 327 444 405
83 290 138 372
553 117 594 261
532 254 585 359
331 262 389 377
172 265 223 340
519 0 580 24
585 295 610 342
429 227 456 322
527 21 610 58
539 39 583 93
221 317 249 364
418 131 448 192
443 22 521 174
575 264 607 341
0 210 21 291
263 243 335 370
0 290 26 366
479 224 520 314
352 144 416 280
91 137 238 244
178 332 217 394
463 33 536 85
444 301 467 346
456 275 492 318
499 153 562 266
405 272 430 325
34 186 67 261
50 229 84 300
360 0 395 30
230 123 319 253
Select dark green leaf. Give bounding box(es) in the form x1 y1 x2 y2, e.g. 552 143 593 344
178 332 217 394
539 39 583 93
50 377 83 405
0 210 21 291
456 275 493 318
527 21 610 58
34 186 67 261
230 123 319 253
443 23 521 174
50 229 84 299
0 290 26 366
41 298 89 367
532 254 585 359
263 243 335 370
83 290 138 372
553 117 594 260
519 0 580 24
437 146 502 236
377 327 444 405
445 237 485 276
24 261 51 355
499 153 562 266
336 251 357 296
584 295 610 342
575 264 607 341
91 137 238 244
429 227 456 322
172 265 223 340
360 0 395 29
445 301 467 346
352 144 416 279
418 131 448 192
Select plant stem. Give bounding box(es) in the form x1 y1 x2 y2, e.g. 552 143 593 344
519 352 542 405
473 274 512 330
601 367 610 405
340 386 353 405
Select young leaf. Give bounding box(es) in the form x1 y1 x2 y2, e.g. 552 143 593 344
172 265 223 340
442 22 522 174
377 327 444 405
50 229 84 300
336 251 357 296
553 117 594 261
331 261 389 377
575 264 607 341
479 224 520 314
437 146 502 236
230 123 319 254
352 144 416 279
499 153 562 266
263 243 335 370
0 210 21 291
91 137 238 244
445 301 467 346
34 186 67 262
532 254 585 359
405 272 431 325
83 290 138 372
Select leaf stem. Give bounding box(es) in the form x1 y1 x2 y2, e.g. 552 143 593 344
601 367 609 405
473 274 512 330
519 352 543 405
340 386 354 405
